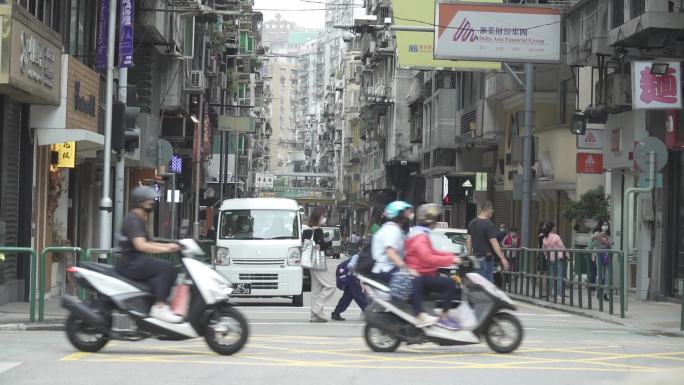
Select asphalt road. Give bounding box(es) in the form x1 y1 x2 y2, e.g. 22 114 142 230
2 287 684 385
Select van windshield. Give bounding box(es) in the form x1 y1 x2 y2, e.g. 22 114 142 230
219 210 299 240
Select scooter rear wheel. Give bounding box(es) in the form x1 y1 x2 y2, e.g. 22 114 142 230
364 324 400 353
204 306 249 355
65 313 109 353
485 312 523 354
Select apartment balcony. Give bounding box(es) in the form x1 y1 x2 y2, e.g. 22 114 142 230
608 0 684 48
563 0 612 66
485 72 521 100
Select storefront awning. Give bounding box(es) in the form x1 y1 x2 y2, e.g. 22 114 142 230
35 128 105 153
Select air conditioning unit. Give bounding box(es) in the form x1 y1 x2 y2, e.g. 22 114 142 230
210 58 219 74
184 70 205 93
210 86 221 104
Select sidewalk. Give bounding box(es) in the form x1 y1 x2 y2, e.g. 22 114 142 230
0 297 66 331
510 292 684 337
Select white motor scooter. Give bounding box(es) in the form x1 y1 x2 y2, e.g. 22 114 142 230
358 256 523 353
61 239 248 355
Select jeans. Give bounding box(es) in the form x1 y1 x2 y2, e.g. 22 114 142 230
549 260 566 297
478 257 495 282
333 278 368 316
411 275 458 316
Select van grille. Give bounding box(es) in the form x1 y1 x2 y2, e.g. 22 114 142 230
251 282 279 290
232 258 284 265
239 274 279 281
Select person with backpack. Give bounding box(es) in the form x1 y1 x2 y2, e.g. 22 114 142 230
331 256 368 321
302 207 335 323
405 204 462 329
367 201 414 283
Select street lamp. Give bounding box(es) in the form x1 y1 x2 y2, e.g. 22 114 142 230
570 110 587 135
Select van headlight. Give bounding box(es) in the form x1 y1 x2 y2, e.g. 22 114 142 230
214 247 230 266
287 247 301 266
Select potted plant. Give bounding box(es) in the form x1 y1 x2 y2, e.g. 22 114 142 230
563 186 610 234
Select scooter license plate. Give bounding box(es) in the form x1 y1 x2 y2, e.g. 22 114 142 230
233 283 251 294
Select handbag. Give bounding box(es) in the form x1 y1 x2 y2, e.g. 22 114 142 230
389 272 414 302
301 238 316 269
311 249 327 271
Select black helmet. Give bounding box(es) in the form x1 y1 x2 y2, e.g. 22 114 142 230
131 186 158 208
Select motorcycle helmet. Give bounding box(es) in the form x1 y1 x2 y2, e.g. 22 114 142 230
416 203 441 225
383 201 413 220
130 185 159 208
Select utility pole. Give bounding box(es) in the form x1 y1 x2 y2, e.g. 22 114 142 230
193 30 207 240
99 0 118 249
114 67 127 243
521 63 534 249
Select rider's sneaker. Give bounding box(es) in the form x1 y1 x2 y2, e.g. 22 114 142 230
436 317 461 331
415 313 439 328
150 304 183 323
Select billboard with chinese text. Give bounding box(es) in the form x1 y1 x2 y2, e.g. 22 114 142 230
631 62 682 110
434 2 561 63
393 0 501 70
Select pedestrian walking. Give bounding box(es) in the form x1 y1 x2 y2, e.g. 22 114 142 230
350 231 360 244
589 220 612 301
331 256 368 321
502 228 521 271
542 222 567 300
302 207 336 323
466 201 510 282
537 221 550 296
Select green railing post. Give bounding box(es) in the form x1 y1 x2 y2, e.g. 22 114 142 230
39 247 82 322
620 251 625 319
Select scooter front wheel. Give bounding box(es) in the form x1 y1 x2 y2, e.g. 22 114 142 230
204 306 249 355
485 312 523 354
364 324 400 353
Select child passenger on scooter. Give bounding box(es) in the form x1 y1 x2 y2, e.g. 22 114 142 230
405 204 462 330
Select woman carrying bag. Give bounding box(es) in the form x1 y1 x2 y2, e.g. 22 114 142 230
302 207 335 323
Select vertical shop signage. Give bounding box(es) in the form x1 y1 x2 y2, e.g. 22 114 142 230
119 0 134 67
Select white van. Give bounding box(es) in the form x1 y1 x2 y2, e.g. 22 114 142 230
213 198 303 306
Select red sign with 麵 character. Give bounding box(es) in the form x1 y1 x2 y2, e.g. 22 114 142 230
577 153 604 174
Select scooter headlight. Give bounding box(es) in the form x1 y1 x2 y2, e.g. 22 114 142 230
214 247 230 266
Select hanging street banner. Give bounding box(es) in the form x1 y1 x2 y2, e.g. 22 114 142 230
434 1 561 63
119 0 135 67
96 0 109 71
631 61 682 110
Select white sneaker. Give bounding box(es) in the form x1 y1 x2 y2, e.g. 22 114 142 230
150 305 183 323
415 313 439 328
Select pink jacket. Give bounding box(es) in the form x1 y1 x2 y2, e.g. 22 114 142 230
405 228 455 276
543 233 566 261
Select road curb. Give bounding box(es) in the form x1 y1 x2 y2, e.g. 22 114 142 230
510 294 684 337
0 318 65 331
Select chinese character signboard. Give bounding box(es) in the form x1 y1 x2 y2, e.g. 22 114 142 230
52 142 76 169
255 173 274 189
393 0 501 70
435 2 561 63
119 0 135 67
577 152 603 174
218 116 256 133
632 62 682 110
577 128 604 150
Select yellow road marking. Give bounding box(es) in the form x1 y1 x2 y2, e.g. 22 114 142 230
60 352 92 361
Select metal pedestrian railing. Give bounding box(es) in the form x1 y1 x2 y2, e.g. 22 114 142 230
0 247 38 322
0 239 216 324
501 247 625 318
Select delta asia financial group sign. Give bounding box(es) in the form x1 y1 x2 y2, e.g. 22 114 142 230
434 1 561 63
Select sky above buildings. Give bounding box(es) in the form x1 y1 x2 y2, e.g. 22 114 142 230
254 0 326 29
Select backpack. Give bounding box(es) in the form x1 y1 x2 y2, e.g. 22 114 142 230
336 259 351 290
354 236 375 275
